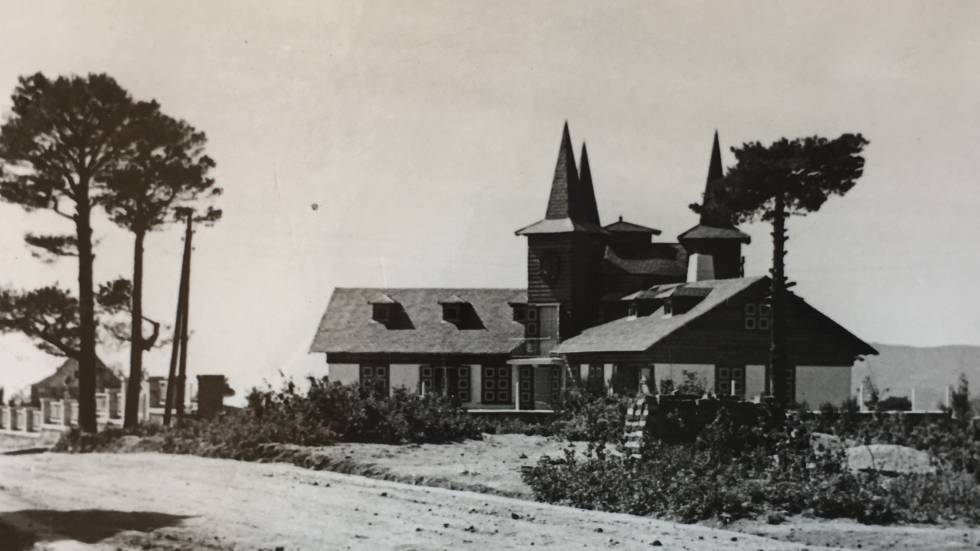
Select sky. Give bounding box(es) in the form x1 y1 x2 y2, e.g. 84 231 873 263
2 0 980 399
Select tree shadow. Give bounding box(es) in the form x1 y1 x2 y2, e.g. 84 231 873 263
0 509 190 550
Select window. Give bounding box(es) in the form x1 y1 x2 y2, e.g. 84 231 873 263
527 322 538 336
627 303 638 318
715 364 746 397
527 308 538 321
512 305 527 322
481 366 511 404
372 304 390 323
420 366 471 403
663 301 672 316
443 304 461 323
744 302 769 331
360 365 389 397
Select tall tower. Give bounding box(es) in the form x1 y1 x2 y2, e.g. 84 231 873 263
515 123 607 349
678 131 751 280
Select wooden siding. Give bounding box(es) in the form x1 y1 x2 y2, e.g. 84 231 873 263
527 233 606 338
326 352 512 366
562 286 865 367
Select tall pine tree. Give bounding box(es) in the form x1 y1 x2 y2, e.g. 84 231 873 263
0 73 146 431
692 134 868 403
102 104 220 428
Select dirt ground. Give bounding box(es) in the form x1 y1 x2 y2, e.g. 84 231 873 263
2 434 978 550
258 434 980 551
0 451 835 551
289 433 576 497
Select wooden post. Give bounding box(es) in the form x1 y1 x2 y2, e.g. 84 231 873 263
176 214 194 424
512 365 520 412
164 214 193 426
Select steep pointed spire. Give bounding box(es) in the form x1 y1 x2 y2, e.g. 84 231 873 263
679 130 751 247
699 130 732 227
515 122 607 236
578 143 601 225
544 122 580 220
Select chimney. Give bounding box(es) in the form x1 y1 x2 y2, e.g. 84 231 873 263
687 253 715 282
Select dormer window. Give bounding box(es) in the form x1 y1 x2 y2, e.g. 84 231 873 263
443 303 461 324
439 294 483 329
368 292 408 328
511 304 527 323
372 303 391 323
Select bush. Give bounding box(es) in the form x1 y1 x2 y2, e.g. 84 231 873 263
548 387 629 442
59 378 488 459
523 409 980 525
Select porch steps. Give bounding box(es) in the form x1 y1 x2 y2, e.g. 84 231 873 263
623 396 649 454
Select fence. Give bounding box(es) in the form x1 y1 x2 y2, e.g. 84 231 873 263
857 384 962 413
0 377 190 437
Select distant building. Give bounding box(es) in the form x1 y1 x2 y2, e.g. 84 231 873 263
310 124 876 409
30 357 121 405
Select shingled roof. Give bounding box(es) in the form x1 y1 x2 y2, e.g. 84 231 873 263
310 288 527 355
679 131 751 244
555 277 766 354
516 123 607 236
556 276 877 357
604 216 662 235
678 224 751 242
602 243 688 277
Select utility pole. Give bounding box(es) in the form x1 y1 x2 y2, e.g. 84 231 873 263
164 213 193 426
176 214 194 424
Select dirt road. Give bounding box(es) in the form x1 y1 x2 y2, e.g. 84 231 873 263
0 452 840 550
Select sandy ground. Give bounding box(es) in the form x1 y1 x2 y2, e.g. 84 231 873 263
729 517 980 551
292 433 574 497
0 451 841 551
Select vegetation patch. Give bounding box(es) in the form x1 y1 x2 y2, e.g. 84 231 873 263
522 406 980 526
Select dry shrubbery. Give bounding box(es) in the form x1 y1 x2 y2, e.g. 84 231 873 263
59 378 486 459
522 406 980 525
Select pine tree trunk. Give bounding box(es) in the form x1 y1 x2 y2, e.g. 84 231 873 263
769 193 789 404
75 180 98 433
124 229 146 429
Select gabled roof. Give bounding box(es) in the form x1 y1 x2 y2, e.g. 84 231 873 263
555 277 765 354
678 223 751 243
32 358 119 390
555 276 877 357
516 123 606 236
366 292 397 304
310 288 527 356
604 216 662 235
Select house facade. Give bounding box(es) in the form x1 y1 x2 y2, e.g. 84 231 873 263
309 124 876 410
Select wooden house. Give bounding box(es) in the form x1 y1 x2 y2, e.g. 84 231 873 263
310 124 876 409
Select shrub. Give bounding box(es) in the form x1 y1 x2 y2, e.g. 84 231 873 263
59 378 488 459
523 408 980 525
548 387 629 442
